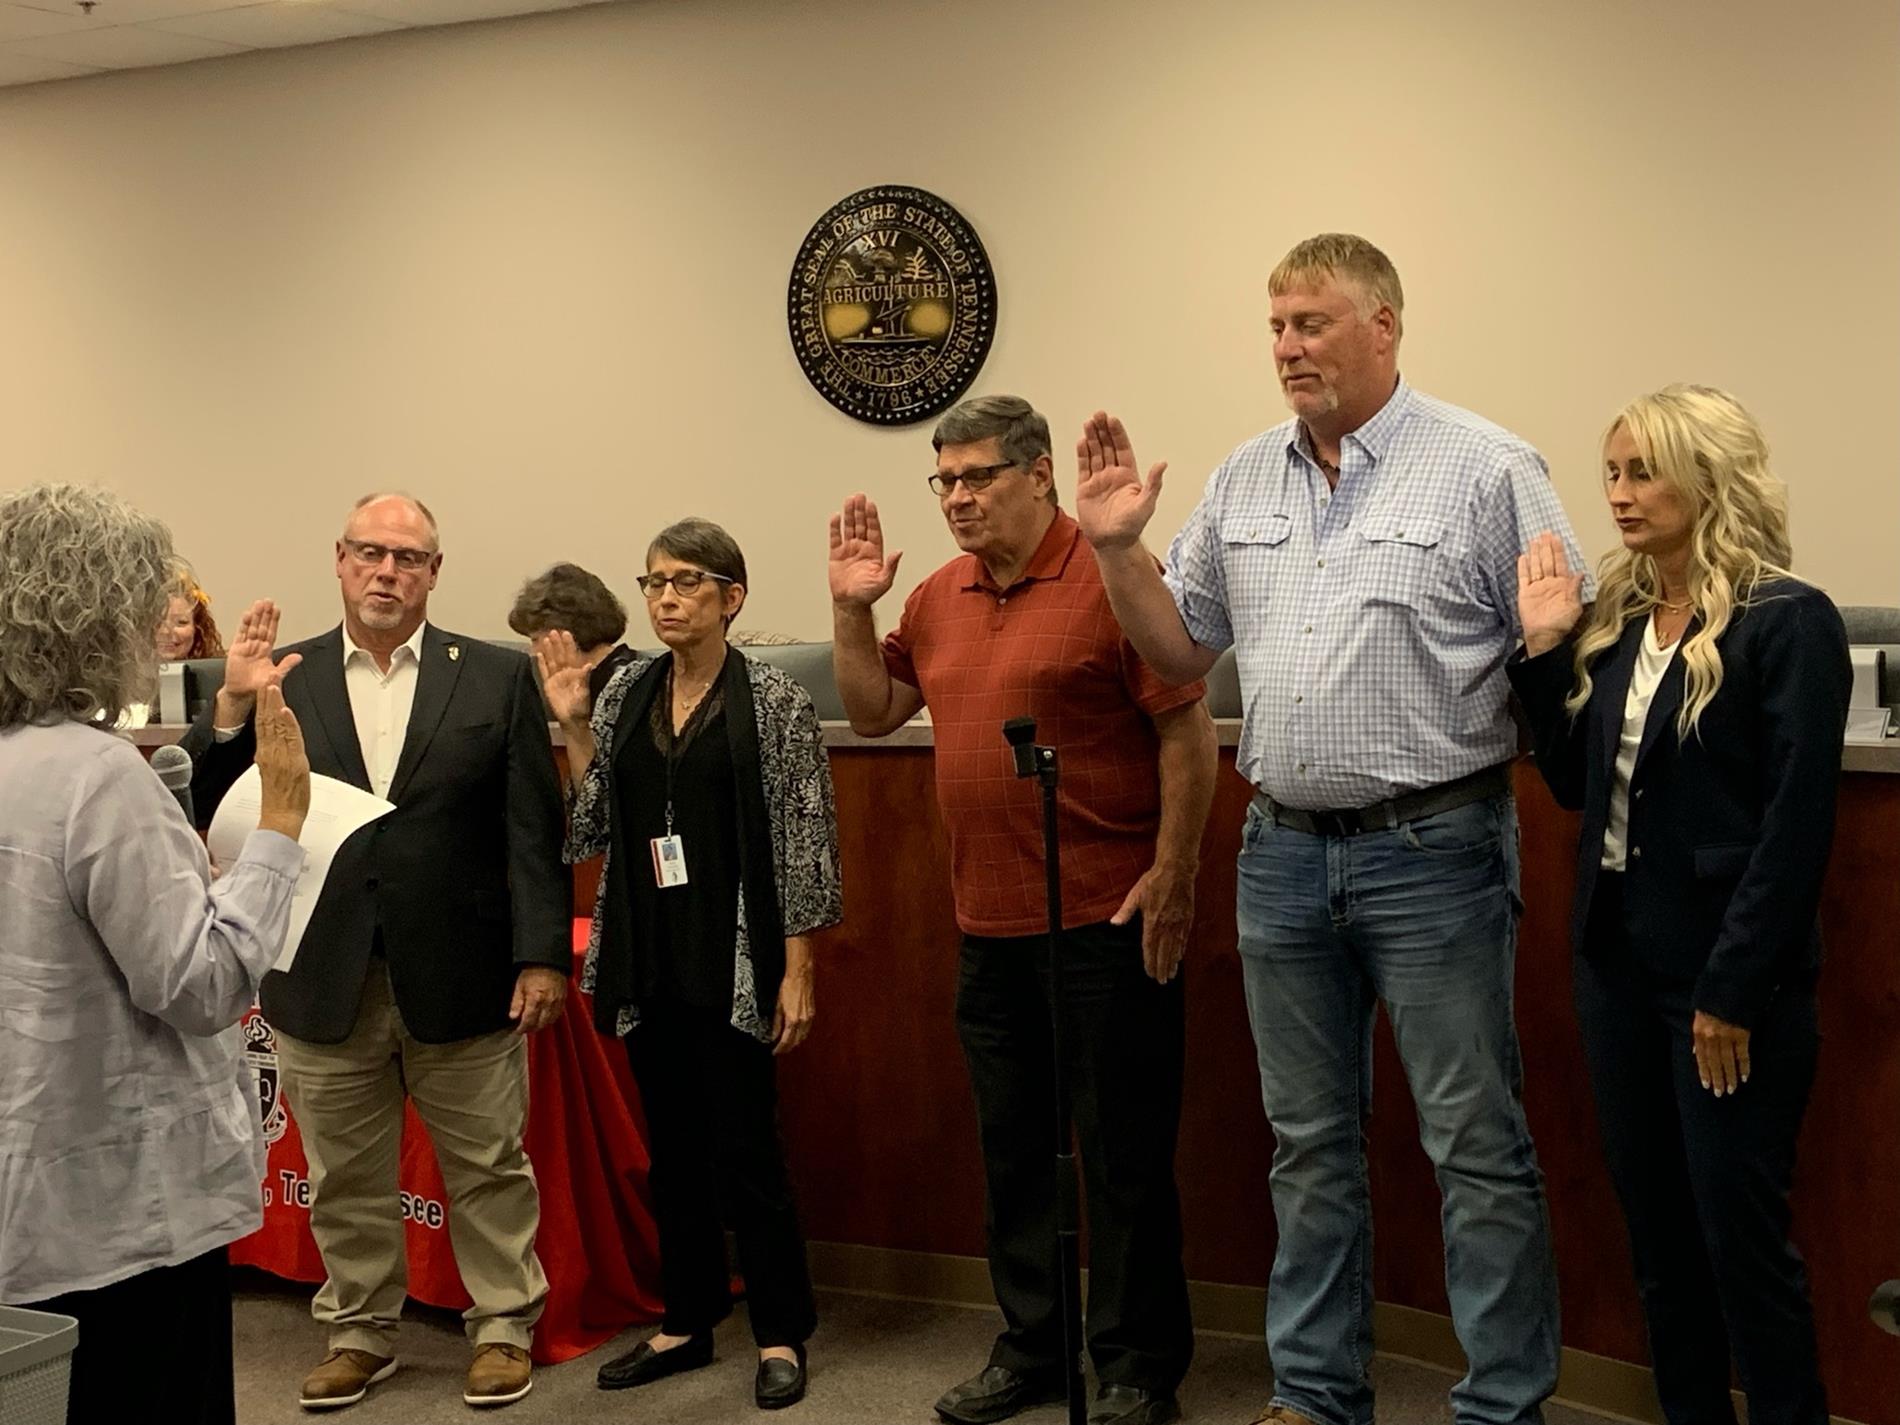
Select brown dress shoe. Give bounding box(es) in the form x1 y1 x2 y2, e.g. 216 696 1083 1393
464 1343 533 1408
299 1349 396 1411
1248 1407 1322 1425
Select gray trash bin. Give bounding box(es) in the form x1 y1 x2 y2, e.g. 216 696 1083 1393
0 1307 77 1425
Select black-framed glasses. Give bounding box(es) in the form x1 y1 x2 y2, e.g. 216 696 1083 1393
927 462 1017 497
636 569 735 599
341 538 436 571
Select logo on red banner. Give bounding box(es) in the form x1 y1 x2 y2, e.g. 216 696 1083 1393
242 1008 289 1145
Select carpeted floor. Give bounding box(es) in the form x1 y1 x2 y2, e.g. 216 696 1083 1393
233 1277 1622 1424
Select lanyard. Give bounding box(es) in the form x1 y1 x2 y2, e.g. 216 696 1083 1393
662 660 710 836
663 663 681 837
662 651 724 836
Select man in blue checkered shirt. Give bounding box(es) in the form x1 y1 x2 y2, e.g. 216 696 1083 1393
1076 234 1590 1425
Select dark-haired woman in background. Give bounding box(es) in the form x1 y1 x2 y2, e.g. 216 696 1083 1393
1511 385 1850 1424
508 560 636 717
536 517 840 1411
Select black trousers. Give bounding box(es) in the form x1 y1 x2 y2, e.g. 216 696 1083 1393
625 999 816 1348
21 1246 234 1425
956 917 1193 1393
1576 874 1826 1424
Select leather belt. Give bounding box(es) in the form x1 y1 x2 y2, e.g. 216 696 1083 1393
1256 762 1513 838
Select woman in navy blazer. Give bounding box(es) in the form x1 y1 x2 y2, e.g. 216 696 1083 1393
1510 385 1850 1424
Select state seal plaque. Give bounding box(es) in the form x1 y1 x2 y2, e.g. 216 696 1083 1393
787 185 997 426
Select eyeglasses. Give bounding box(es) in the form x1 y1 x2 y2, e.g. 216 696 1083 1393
636 569 735 598
342 539 437 572
927 462 1017 497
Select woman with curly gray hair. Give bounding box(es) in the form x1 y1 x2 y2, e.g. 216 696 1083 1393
0 483 313 1425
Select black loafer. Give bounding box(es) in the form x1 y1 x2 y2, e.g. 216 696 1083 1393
1089 1384 1181 1425
596 1332 714 1390
755 1343 807 1410
934 1364 1067 1424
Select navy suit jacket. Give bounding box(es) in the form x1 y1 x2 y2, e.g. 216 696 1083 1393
183 624 571 1044
1507 580 1851 1026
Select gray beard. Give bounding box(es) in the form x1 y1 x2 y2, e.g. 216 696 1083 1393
1284 385 1341 418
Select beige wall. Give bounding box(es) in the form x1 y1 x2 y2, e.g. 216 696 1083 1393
2 0 1895 644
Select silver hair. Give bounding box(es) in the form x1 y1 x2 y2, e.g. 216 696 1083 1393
346 491 440 548
0 483 176 727
931 395 1057 506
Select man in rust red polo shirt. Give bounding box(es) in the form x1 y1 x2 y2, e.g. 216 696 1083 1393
830 395 1216 1425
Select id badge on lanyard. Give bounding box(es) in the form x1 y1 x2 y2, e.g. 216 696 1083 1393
651 668 693 888
651 817 689 887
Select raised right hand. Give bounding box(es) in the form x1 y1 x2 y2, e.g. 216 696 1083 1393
218 599 303 717
1075 411 1167 552
254 684 310 841
828 494 903 609
1516 532 1586 657
532 631 594 730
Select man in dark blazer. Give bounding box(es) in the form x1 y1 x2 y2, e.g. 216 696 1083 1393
186 493 570 1413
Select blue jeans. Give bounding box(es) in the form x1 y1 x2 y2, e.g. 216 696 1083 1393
1236 793 1559 1425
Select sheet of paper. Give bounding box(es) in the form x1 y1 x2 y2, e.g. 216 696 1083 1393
1845 707 1895 745
207 766 396 972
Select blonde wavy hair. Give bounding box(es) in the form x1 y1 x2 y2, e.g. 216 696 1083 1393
166 557 225 657
0 484 176 727
1568 385 1793 736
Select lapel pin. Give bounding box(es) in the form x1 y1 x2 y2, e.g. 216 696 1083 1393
447 644 460 662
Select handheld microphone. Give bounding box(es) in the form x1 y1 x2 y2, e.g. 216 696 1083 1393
151 744 195 827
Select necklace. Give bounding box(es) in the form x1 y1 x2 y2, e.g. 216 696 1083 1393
668 675 712 739
1652 599 1692 649
672 676 715 718
669 649 724 717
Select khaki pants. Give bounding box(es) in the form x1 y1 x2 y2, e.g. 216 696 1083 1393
276 967 549 1354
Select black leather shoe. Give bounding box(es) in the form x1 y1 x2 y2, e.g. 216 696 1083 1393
596 1332 714 1390
1089 1384 1181 1425
934 1365 1066 1424
755 1343 807 1410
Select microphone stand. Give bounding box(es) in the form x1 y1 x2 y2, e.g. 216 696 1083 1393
1003 716 1086 1425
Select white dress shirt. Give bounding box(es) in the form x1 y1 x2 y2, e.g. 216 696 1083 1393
1601 616 1679 871
343 622 425 800
215 623 426 798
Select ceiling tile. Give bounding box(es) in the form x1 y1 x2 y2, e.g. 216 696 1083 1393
148 2 405 47
0 4 104 40
0 44 101 80
0 0 620 85
332 0 570 25
4 21 244 64
21 0 259 20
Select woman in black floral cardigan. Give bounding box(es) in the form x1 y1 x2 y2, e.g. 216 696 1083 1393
536 517 841 1412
